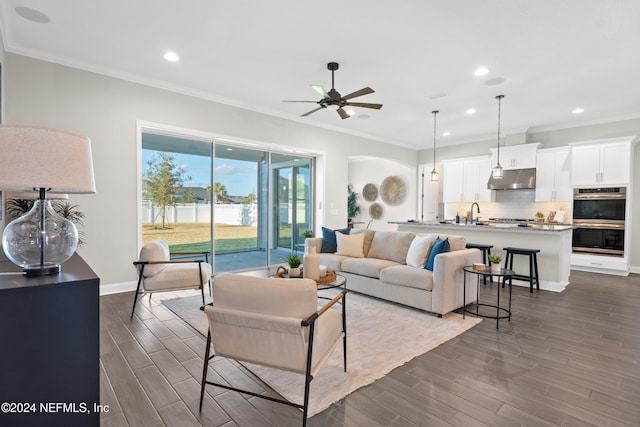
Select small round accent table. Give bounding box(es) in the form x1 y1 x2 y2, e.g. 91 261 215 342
462 266 514 329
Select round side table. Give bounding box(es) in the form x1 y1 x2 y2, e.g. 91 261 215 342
462 265 514 329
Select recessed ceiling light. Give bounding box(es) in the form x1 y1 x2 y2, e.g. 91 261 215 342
442 132 451 137
357 114 371 119
572 108 585 114
15 6 51 23
466 108 476 115
164 51 180 62
474 67 489 76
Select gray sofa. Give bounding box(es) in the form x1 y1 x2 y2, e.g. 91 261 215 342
305 229 480 316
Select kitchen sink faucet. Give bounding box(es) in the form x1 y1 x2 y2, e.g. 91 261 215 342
470 202 480 223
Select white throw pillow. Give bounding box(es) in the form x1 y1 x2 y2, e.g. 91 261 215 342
335 231 365 258
405 235 435 268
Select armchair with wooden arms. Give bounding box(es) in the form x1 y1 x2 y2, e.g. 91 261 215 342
131 239 212 319
199 272 347 427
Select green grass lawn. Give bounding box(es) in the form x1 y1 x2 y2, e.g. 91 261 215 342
143 222 295 253
143 222 259 253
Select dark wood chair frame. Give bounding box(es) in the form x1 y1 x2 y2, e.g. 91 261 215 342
199 290 348 427
130 251 211 320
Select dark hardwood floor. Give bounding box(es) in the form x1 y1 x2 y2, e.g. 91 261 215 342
100 271 640 426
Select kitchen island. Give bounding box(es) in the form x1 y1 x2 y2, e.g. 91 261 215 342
390 221 574 292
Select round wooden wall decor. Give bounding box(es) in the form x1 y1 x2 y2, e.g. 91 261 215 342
380 176 406 206
362 183 378 201
369 202 383 219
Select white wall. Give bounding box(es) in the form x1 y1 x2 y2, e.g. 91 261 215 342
348 157 416 231
418 120 640 269
3 53 418 286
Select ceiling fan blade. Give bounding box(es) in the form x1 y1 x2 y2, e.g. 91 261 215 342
301 107 324 117
311 85 330 99
282 100 318 103
337 108 351 119
343 87 374 100
346 102 383 110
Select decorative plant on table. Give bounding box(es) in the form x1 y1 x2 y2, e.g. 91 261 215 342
535 211 545 222
488 254 503 273
303 230 314 238
287 254 302 277
6 198 87 246
347 184 360 223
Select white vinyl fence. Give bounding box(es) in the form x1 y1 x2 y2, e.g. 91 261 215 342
142 201 257 226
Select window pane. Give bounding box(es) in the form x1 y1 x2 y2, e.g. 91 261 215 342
141 133 212 259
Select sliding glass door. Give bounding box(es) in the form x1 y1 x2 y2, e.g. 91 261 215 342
272 154 312 259
212 144 268 271
140 129 314 272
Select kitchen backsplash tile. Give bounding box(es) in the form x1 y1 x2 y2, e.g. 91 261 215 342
444 190 571 222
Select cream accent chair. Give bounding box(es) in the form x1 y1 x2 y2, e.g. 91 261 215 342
131 239 212 319
199 273 347 427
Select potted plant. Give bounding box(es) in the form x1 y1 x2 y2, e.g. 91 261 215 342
303 230 314 238
287 254 302 277
347 184 360 224
488 254 503 273
535 211 545 222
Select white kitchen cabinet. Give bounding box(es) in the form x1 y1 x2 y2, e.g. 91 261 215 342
570 137 636 186
463 156 493 201
535 147 572 202
443 156 493 203
443 160 464 203
490 143 541 170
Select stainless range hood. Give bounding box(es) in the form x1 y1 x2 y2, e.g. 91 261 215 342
487 168 536 190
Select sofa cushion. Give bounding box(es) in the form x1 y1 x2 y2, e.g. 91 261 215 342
318 253 351 272
434 234 466 252
366 231 415 264
341 258 401 279
335 231 365 257
426 237 450 271
380 265 434 291
405 235 436 268
349 228 376 257
320 227 350 253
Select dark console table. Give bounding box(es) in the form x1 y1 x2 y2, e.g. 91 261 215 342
0 253 100 427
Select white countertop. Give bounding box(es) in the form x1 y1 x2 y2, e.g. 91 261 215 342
389 221 574 233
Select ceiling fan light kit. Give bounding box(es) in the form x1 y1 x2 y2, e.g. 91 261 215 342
284 62 383 119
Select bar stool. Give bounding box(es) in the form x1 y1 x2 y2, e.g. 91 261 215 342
465 243 494 284
502 247 540 293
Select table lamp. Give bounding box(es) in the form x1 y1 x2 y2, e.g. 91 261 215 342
0 125 96 276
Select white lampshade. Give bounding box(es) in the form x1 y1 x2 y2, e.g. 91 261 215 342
0 124 96 193
0 124 96 276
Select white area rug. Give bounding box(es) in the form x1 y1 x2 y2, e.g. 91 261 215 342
163 291 481 417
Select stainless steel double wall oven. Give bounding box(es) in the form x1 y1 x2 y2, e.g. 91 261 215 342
572 187 626 256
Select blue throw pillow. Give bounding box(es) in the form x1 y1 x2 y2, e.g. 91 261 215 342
426 237 450 271
320 227 351 253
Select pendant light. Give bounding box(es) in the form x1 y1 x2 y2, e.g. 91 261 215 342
430 110 439 181
492 95 504 179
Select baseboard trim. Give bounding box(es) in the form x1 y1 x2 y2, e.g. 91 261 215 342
101 281 137 296
629 265 640 274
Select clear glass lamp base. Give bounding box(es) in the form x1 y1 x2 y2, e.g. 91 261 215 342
1 200 78 276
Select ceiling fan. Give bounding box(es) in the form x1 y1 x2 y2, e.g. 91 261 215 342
283 62 383 119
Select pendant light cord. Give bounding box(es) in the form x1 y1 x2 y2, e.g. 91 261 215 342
432 110 438 167
496 95 503 164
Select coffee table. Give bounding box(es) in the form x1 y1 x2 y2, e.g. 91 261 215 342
241 264 347 291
